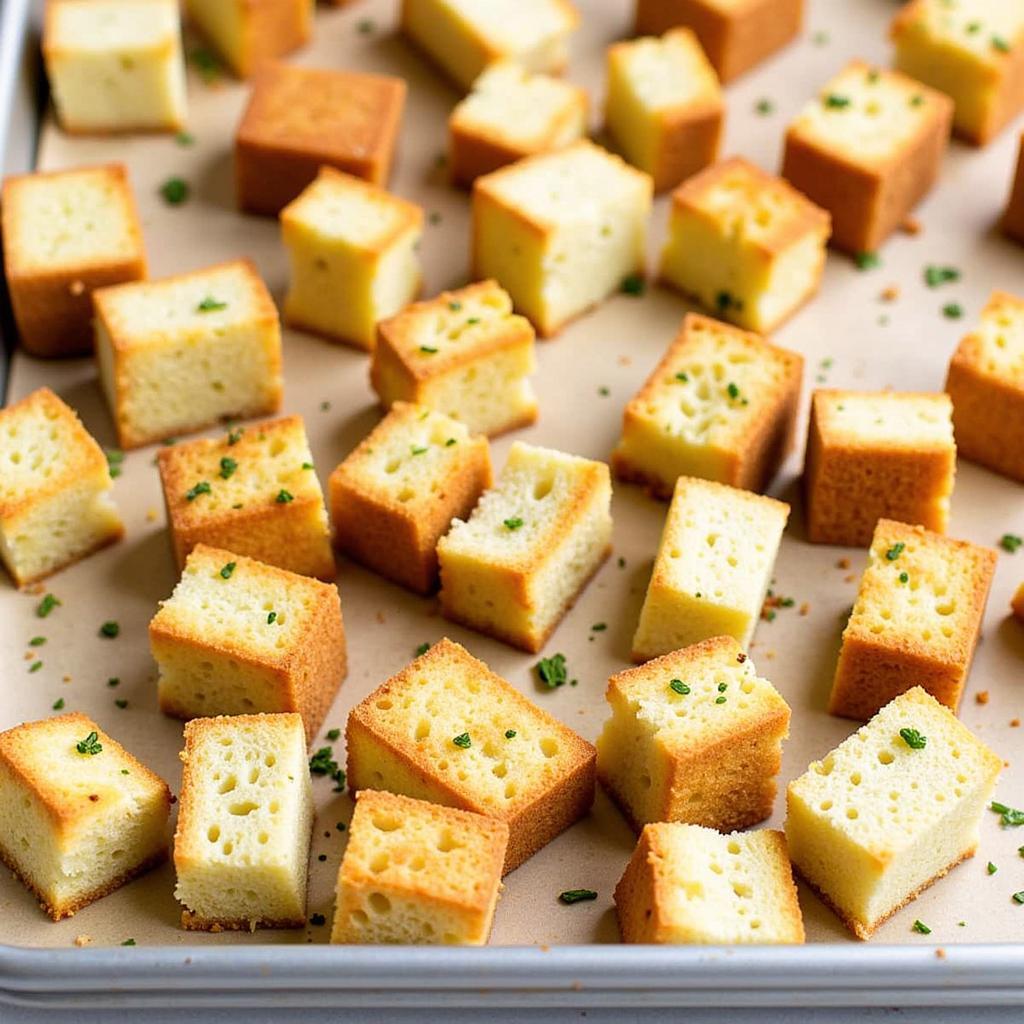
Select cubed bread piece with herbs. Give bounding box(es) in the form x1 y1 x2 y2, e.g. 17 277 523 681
330 789 508 945
786 687 1002 940
1004 133 1024 244
0 712 171 920
156 416 335 580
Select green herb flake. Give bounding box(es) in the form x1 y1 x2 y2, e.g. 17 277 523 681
885 542 906 561
196 296 227 313
309 746 346 791
669 679 690 696
812 30 829 45
855 251 881 271
911 920 932 935
755 98 774 116
824 93 851 109
189 47 221 83
219 456 238 480
591 623 607 632
219 562 236 580
302 462 314 470
36 593 61 618
309 913 327 927
715 695 727 704
276 489 294 503
504 517 524 531
909 94 925 107
28 660 42 673
159 177 189 205
993 35 1011 53
1000 534 1023 554
176 131 195 147
415 642 431 657
445 437 457 446
429 212 442 226
988 862 998 875
76 731 103 756
536 653 569 689
420 345 438 354
942 303 963 319
447 301 462 312
411 446 428 456
108 677 120 688
121 938 137 946
505 729 517 739
106 448 125 478
559 889 598 905
727 382 742 402
29 636 46 647
675 371 690 383
899 572 909 584
185 481 211 502
52 698 65 710
115 698 128 709
452 732 472 749
992 801 1024 827
899 727 927 750
1014 892 1024 905
924 265 961 288
99 621 120 639
326 728 341 742
267 611 277 624
620 274 646 296
227 428 244 445
357 18 375 34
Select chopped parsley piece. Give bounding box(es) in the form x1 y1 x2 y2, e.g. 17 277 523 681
219 562 236 579
445 437 457 446
276 489 294 503
504 517 524 530
674 371 689 383
1000 534 1022 554
536 653 569 689
942 303 963 319
36 593 61 618
415 642 431 656
176 131 195 147
620 274 646 296
28 661 42 673
115 698 128 709
108 677 120 687
812 30 829 45
505 729 517 739
309 913 327 926
227 428 243 445
992 801 1024 827
106 448 125 478
99 621 120 638
76 731 103 756
911 920 931 935
219 456 238 479
924 265 960 288
718 682 728 692
715 695 727 704
452 732 472 749
420 345 438 354
29 636 45 647
185 481 211 501
755 98 774 116
159 177 189 205
411 446 428 456
824 93 851 109
1014 892 1024 905
320 401 331 412
716 290 742 312
899 572 909 584
885 542 906 561
559 889 598 905
429 212 442 226
988 862 998 875
52 698 65 710
669 679 690 696
993 35 1011 53
591 623 607 632
899 727 927 750
309 746 346 791
189 47 221 82
448 301 462 312
267 611 277 624
326 728 341 741
909 94 925 107
121 938 137 946
357 18 375 33
196 296 227 313
302 462 314 470
726 381 746 404
855 251 881 271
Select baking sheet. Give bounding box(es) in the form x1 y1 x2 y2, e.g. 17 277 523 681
1 0 1023 953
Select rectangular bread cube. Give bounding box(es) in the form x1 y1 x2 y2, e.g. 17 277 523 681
0 712 171 920
1004 132 1024 244
449 62 588 187
370 280 539 437
615 823 804 944
236 64 406 215
329 402 492 594
659 157 830 334
94 259 283 449
330 789 508 945
150 544 347 740
612 312 803 498
945 290 1024 482
0 387 123 587
437 441 612 652
803 389 956 547
43 0 187 134
632 476 789 663
634 0 804 84
829 519 996 721
281 167 423 351
597 636 790 832
401 0 580 91
782 61 953 255
156 416 335 580
891 0 1024 146
346 638 596 872
605 28 724 193
472 140 653 337
174 713 313 930
1 164 146 358
786 687 1002 939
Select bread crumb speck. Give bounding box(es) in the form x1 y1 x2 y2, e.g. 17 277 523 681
880 285 900 303
837 558 850 570
146 508 158 522
1011 719 1020 728
799 602 810 616
900 215 922 235
935 948 946 960
976 691 989 705
74 934 91 947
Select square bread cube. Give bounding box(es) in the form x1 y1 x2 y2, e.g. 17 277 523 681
0 388 123 588
0 712 171 921
615 823 804 944
156 416 335 580
329 402 492 594
634 0 804 84
448 62 588 187
94 259 283 449
43 0 187 134
472 140 653 337
597 636 790 833
401 0 580 91
786 687 1002 939
945 290 1024 482
437 441 612 652
281 167 423 351
659 157 830 334
632 476 789 663
236 64 406 216
1 164 146 358
370 280 538 437
803 390 956 547
185 0 310 79
612 312 803 499
1004 133 1024 244
829 520 996 721
330 789 508 945
605 28 724 193
782 61 953 255
174 713 313 930
150 544 347 739
891 0 1024 146
346 638 596 872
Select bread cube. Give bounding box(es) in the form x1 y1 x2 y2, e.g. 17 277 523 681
829 520 996 721
1004 133 1024 244
634 0 803 83
472 140 653 336
329 403 492 594
281 167 423 351
605 29 723 193
945 290 1024 482
94 259 283 449
185 0 310 79
370 280 538 437
804 390 956 547
448 62 588 187
401 0 580 91
236 64 406 216
0 388 123 588
347 638 596 872
782 61 953 255
438 442 612 652
598 637 790 833
150 545 347 739
1 164 146 358
659 158 830 334
786 687 1001 940
174 713 313 930
612 313 803 499
632 477 789 663
330 790 508 945
43 0 187 134
891 0 1024 146
616 823 804 944
0 712 171 920
156 415 335 580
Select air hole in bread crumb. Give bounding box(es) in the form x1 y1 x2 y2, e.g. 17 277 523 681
218 775 237 794
351 909 369 925
248 768 260 785
207 825 220 842
814 757 834 776
533 476 553 500
539 737 559 758
370 852 389 873
727 841 741 854
415 719 431 740
878 751 894 765
492 762 508 778
222 841 234 855
410 855 426 871
846 808 858 820
504 782 518 800
265 754 276 767
368 892 391 914
372 813 401 832
819 800 832 811
258 832 268 844
850 773 862 786
437 830 462 853
376 699 393 711
229 801 259 816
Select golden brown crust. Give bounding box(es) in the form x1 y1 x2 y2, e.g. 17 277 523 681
180 909 306 932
